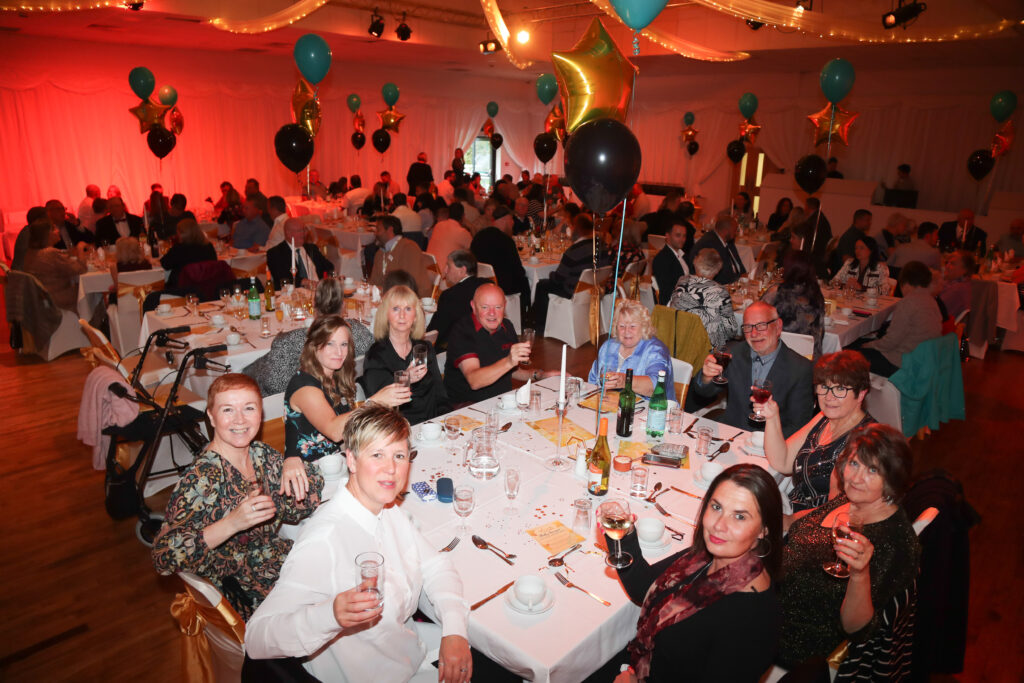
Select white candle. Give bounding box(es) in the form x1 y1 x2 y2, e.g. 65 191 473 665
558 344 566 405
291 238 296 270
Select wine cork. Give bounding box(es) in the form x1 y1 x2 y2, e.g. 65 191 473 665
613 455 632 472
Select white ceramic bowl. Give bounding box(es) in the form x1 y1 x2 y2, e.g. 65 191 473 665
750 431 765 449
500 393 518 410
513 575 547 608
636 517 665 544
420 421 442 441
700 461 725 485
157 303 172 314
226 332 241 345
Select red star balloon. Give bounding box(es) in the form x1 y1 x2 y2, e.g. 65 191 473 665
483 118 495 138
128 99 171 133
808 103 859 147
551 18 638 133
682 126 699 143
991 120 1015 159
545 103 566 142
378 106 406 133
353 111 365 134
167 106 185 135
739 117 761 144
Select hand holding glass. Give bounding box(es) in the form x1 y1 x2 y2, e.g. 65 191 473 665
355 551 385 609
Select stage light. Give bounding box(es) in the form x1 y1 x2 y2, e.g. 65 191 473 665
882 1 926 29
746 19 764 30
516 29 530 44
395 13 411 41
795 0 812 11
479 37 499 54
368 9 384 38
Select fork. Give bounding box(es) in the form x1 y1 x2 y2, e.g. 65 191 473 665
439 537 460 553
554 572 610 606
653 500 691 524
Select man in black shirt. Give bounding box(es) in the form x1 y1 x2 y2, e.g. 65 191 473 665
444 283 544 405
829 209 872 277
796 197 832 279
427 250 490 350
531 214 610 334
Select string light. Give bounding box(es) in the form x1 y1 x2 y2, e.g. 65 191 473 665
479 0 533 70
209 0 330 34
1 1 117 10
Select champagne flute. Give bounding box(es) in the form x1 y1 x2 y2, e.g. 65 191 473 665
453 485 475 536
822 511 863 578
598 498 634 569
504 467 520 514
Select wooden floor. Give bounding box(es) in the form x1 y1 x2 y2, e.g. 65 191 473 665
0 319 1021 681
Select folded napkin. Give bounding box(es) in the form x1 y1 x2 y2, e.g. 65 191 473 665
516 379 532 405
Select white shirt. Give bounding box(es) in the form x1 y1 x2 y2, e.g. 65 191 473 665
114 217 130 238
436 179 455 204
392 205 422 234
669 246 690 275
265 213 288 249
246 488 469 682
78 197 98 232
288 240 318 285
343 187 372 216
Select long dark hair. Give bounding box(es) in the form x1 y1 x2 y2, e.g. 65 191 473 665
691 464 784 578
299 315 356 407
781 249 825 309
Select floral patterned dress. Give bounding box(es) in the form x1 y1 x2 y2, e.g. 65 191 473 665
284 371 352 462
151 441 323 620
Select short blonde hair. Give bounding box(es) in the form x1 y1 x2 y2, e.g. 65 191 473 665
115 236 145 264
343 403 411 456
176 218 207 246
373 285 425 341
611 299 653 341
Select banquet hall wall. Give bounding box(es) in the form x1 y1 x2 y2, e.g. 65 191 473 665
1 33 1021 222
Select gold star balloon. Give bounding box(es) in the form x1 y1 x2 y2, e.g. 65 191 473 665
128 99 170 133
545 103 566 142
991 120 1015 159
682 125 699 143
378 106 406 133
353 111 365 134
739 117 761 144
299 98 322 137
808 103 859 147
551 18 638 133
483 118 495 138
292 77 316 124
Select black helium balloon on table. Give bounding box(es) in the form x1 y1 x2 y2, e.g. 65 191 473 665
794 154 828 194
564 118 641 216
726 139 746 164
351 131 366 150
372 128 391 154
147 125 176 159
966 149 995 181
274 123 314 173
534 132 557 163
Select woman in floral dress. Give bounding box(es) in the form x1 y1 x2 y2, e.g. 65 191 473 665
152 374 323 619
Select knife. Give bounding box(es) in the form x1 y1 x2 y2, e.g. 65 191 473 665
669 485 703 501
470 581 515 610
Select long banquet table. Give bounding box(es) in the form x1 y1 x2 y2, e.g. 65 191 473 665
400 376 779 682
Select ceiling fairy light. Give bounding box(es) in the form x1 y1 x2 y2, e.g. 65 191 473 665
882 1 927 29
395 12 411 40
368 8 385 38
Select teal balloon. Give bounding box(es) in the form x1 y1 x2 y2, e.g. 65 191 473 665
293 34 332 85
157 85 177 107
683 111 695 126
382 82 400 107
128 67 155 100
487 101 499 118
990 90 1017 123
608 0 669 31
536 73 558 105
820 58 855 104
347 94 361 113
738 93 758 118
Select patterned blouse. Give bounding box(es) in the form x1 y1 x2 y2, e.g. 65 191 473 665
588 337 675 400
833 258 890 291
152 441 323 619
762 282 825 358
790 413 874 512
285 371 358 462
668 275 740 348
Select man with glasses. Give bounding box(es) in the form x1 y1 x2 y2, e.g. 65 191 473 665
690 301 814 436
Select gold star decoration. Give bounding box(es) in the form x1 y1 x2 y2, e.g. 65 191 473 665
808 103 859 147
991 120 1015 159
551 17 638 133
739 117 761 144
378 106 406 133
292 77 315 123
545 103 566 142
353 111 365 134
682 125 699 143
483 118 495 138
128 99 170 134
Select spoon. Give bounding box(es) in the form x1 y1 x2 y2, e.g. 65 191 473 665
645 482 664 502
708 441 730 461
547 543 581 568
472 535 517 563
499 422 513 433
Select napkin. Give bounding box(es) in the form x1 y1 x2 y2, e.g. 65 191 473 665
515 379 531 406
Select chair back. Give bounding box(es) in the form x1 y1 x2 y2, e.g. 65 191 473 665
781 331 815 359
79 318 122 370
174 572 245 683
624 260 647 277
864 373 903 433
179 260 235 301
888 333 964 437
912 507 939 535
476 262 497 282
834 582 916 682
423 329 439 346
671 358 693 407
648 234 667 251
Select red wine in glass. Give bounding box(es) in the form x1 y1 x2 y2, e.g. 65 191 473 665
749 380 773 422
711 349 732 385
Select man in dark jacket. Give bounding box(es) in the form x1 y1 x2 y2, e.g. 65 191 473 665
531 214 610 334
652 221 691 305
470 206 531 315
94 197 144 245
427 250 490 350
688 214 745 285
406 152 434 196
266 218 334 289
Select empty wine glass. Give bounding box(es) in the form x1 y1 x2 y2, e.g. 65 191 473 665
413 342 428 367
519 328 535 367
453 485 475 536
599 498 634 569
444 416 461 456
504 467 520 513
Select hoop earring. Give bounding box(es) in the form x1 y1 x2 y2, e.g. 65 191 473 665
753 536 771 559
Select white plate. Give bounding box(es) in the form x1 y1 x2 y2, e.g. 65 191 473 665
505 590 554 615
738 434 765 457
639 533 671 552
691 472 711 491
155 309 175 317
413 433 444 447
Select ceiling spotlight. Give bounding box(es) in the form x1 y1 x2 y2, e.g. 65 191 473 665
395 13 411 41
368 9 384 39
746 19 764 30
882 1 926 29
479 37 499 55
795 0 812 11
123 1 144 9
516 29 530 44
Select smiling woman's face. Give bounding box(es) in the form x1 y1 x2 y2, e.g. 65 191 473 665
345 435 411 515
701 480 764 566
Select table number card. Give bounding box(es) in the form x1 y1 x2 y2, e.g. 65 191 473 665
454 415 483 432
527 416 594 446
526 521 584 555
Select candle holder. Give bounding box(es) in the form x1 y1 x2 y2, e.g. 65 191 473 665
545 401 572 471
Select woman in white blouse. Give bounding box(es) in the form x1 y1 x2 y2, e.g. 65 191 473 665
245 404 472 683
833 236 890 293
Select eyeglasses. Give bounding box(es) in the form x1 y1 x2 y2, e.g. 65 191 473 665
815 384 852 398
740 318 780 334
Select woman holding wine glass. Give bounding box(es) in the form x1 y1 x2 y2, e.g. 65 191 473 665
593 465 783 683
587 300 674 399
776 424 919 677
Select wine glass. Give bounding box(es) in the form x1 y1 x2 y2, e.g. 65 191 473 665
453 485 475 536
711 345 732 385
504 467 520 513
519 328 535 368
218 287 232 307
413 342 428 367
598 498 633 569
443 416 461 456
822 511 863 578
749 379 773 423
185 294 199 317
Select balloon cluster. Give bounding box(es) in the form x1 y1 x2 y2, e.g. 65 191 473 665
681 111 699 156
276 34 331 173
968 90 1017 180
796 59 858 195
348 94 365 150
725 94 759 165
371 83 404 154
127 66 183 159
484 101 503 149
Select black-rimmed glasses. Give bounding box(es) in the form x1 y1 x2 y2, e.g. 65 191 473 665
740 318 780 334
815 384 852 399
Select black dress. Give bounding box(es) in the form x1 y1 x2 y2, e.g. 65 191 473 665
790 413 874 512
284 371 352 461
160 242 218 288
361 337 449 425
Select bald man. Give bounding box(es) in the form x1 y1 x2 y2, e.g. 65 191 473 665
443 283 555 404
690 301 813 437
266 218 334 289
938 208 986 255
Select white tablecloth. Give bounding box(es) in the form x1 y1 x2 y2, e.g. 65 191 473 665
402 377 776 682
523 256 559 300
734 238 771 273
320 222 378 252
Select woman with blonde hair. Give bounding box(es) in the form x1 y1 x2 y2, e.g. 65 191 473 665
281 315 409 498
588 299 674 398
362 285 449 424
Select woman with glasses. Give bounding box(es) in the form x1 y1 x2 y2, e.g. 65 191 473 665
754 350 874 516
588 299 674 399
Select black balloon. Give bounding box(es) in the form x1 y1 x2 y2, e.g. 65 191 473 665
146 125 176 159
726 139 746 164
351 131 366 150
794 154 828 194
534 132 557 163
686 140 699 156
490 133 504 149
274 123 314 173
564 118 642 215
372 128 391 154
967 149 995 181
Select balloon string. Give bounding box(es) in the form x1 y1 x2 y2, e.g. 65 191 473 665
825 105 835 160
597 202 628 427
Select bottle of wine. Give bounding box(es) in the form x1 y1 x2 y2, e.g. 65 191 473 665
616 369 636 438
247 277 261 320
646 370 668 440
588 418 611 496
264 269 275 312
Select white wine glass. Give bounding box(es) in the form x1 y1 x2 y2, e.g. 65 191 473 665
598 498 634 569
453 485 475 536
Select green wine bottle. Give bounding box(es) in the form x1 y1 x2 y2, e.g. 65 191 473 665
616 369 636 438
646 370 668 440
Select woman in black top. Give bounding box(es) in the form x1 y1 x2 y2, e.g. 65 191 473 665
159 218 216 287
767 197 793 233
594 465 783 683
282 315 409 499
362 285 449 425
